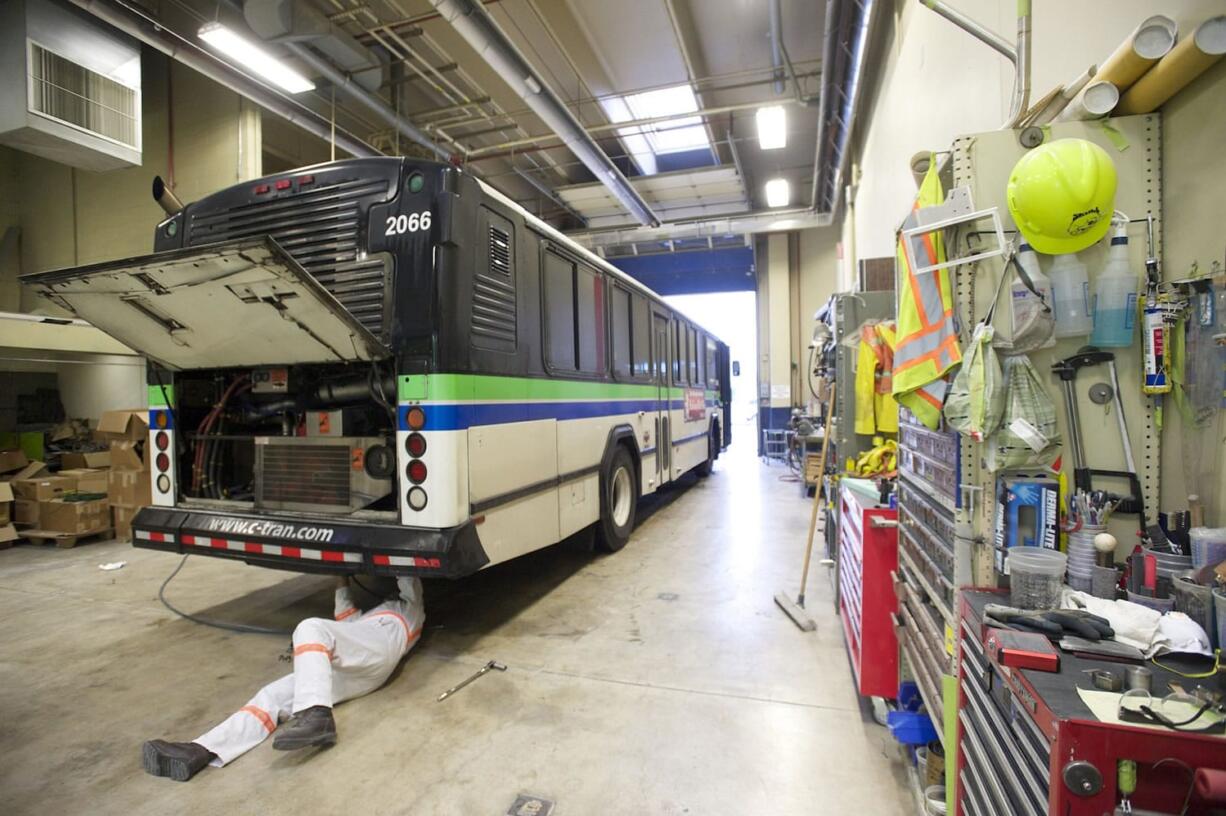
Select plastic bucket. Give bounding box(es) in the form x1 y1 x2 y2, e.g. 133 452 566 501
924 785 947 816
1007 548 1067 610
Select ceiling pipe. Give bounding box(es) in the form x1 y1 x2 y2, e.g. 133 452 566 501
283 42 452 161
566 206 833 251
809 0 837 211
426 0 661 228
769 0 785 94
825 0 876 215
920 0 1031 127
67 0 378 158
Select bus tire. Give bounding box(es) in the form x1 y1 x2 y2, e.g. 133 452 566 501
595 446 637 553
695 424 717 478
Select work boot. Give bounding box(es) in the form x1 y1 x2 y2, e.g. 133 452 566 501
142 740 215 782
272 705 337 751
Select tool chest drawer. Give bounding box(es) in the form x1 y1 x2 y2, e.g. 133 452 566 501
837 480 899 699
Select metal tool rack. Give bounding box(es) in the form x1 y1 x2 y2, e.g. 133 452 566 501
893 115 1164 752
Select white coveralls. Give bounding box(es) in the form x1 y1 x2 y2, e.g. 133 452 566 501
195 577 425 766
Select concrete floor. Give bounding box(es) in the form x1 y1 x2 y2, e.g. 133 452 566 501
0 439 912 815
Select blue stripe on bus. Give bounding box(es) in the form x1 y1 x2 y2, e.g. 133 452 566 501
398 400 717 431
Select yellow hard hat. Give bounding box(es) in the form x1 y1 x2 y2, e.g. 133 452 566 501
1006 138 1117 255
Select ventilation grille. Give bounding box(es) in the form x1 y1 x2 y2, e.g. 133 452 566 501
472 224 516 346
189 178 392 341
28 43 138 148
257 444 351 509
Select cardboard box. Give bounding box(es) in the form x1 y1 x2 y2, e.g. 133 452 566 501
108 468 151 508
0 449 28 474
39 498 108 535
94 409 149 443
2 461 48 482
13 476 75 502
112 505 139 542
60 451 111 469
59 468 109 494
15 500 38 525
994 477 1059 574
109 439 150 471
0 524 17 545
0 482 10 524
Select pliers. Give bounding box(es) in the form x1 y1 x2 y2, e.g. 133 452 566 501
985 604 1115 641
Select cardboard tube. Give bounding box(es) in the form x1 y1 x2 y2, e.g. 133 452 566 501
1032 65 1096 124
1097 15 1177 90
1117 16 1226 114
1056 80 1119 121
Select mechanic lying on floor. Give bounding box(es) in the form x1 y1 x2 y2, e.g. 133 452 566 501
142 576 425 782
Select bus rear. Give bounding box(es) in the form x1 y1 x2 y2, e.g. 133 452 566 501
22 158 487 578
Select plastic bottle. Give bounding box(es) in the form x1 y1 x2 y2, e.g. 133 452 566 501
1091 220 1139 347
1008 243 1055 350
1048 253 1093 338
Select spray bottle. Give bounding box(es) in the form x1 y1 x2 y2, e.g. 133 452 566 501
1090 216 1139 348
1049 253 1093 338
1141 215 1169 394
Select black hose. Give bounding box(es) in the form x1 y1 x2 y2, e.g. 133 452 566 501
158 555 292 636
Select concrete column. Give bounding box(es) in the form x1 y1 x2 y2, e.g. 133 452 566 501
756 232 794 453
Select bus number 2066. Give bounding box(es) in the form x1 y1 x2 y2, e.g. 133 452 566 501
385 211 432 235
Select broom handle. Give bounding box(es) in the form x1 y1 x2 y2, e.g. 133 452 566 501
797 386 836 601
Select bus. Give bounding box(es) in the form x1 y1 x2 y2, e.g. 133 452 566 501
23 157 732 578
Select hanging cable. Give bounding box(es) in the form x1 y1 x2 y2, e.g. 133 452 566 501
158 555 292 636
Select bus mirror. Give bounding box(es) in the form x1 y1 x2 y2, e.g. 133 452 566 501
732 361 741 376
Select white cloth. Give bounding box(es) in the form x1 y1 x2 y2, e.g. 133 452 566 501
1061 589 1161 653
1152 611 1212 657
195 578 424 766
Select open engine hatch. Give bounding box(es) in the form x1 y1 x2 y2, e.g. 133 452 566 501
20 236 386 370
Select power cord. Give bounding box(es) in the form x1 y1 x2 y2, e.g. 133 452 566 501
158 555 292 636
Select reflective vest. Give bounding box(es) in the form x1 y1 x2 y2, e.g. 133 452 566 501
892 155 962 429
855 321 899 435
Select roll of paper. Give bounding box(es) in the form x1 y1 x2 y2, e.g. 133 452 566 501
1097 15 1177 90
1056 80 1119 121
1032 65 1096 124
1117 16 1226 114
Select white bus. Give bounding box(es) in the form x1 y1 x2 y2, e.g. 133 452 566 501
24 157 732 577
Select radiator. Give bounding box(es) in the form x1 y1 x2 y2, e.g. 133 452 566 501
255 436 392 513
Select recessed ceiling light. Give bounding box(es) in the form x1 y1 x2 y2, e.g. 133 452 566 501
756 106 787 150
765 178 790 208
198 22 315 94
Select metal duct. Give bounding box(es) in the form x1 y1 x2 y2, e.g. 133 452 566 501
68 0 378 158
809 0 837 210
427 0 661 228
284 42 451 161
566 207 833 252
769 0 784 94
243 0 381 92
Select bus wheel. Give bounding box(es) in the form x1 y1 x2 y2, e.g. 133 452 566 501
596 446 637 552
695 425 716 477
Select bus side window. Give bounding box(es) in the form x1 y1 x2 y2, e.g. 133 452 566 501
673 321 684 384
575 264 605 375
706 337 719 387
631 294 650 379
543 250 576 371
611 286 632 379
688 327 698 384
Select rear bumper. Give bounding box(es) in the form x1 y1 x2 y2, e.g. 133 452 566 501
132 507 489 578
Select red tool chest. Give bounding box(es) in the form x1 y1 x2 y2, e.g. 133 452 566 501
837 479 899 698
957 590 1226 816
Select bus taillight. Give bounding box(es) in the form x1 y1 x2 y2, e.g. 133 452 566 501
407 487 427 511
406 407 426 430
405 432 426 457
407 460 427 484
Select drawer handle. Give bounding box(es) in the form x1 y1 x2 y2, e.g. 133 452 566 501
870 517 898 529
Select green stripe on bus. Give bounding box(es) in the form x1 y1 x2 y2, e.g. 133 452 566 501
396 373 717 402
148 384 175 407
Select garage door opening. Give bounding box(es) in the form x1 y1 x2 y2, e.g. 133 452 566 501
664 291 757 431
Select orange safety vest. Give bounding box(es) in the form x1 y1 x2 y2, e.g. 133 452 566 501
892 155 962 428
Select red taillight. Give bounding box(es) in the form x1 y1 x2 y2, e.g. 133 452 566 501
407 460 427 484
274 178 291 190
297 174 314 186
156 453 170 472
155 431 169 451
406 407 426 430
405 433 427 457
254 183 270 194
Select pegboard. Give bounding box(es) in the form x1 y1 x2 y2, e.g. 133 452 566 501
947 115 1163 582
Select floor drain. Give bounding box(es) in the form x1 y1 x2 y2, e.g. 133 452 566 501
657 592 679 601
507 794 555 816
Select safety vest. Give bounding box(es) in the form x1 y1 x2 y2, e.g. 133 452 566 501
855 321 899 435
892 155 962 429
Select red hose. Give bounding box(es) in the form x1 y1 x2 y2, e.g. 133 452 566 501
192 376 249 493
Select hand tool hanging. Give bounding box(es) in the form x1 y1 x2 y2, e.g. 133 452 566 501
1051 347 1146 524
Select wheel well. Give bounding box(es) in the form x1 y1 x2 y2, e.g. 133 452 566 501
600 425 641 485
615 437 641 483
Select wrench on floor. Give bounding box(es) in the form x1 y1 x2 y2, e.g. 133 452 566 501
436 660 507 701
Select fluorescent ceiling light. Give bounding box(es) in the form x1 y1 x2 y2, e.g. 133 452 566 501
765 178 790 208
756 106 787 150
198 22 315 94
600 83 712 176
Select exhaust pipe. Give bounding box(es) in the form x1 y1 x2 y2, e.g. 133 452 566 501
152 175 184 216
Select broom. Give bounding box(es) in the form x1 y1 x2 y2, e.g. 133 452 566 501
774 385 835 631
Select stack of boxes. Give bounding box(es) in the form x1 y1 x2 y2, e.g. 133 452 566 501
0 409 153 543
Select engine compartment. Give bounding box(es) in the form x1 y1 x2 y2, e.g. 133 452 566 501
168 362 400 516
